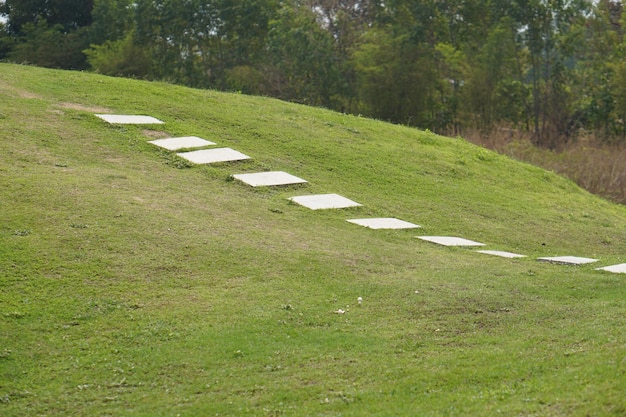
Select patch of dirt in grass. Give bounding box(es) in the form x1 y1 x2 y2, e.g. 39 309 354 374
0 82 44 100
18 90 43 99
56 102 112 113
142 129 170 139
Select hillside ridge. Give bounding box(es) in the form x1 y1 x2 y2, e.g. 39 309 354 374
2 64 626 416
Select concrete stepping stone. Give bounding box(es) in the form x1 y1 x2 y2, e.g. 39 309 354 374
176 148 250 164
233 171 307 187
95 114 164 124
289 193 362 210
595 263 626 273
416 236 486 247
537 256 599 265
148 136 215 151
476 250 526 259
347 218 420 229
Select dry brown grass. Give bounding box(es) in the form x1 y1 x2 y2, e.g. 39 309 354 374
462 128 626 205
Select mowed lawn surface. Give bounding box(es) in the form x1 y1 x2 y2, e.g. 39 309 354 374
1 64 626 416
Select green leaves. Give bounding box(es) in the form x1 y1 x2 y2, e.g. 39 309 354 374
266 4 339 106
84 31 152 77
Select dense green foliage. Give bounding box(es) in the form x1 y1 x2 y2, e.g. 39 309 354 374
2 63 626 416
2 0 626 145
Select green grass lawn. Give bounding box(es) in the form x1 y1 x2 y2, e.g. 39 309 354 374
1 63 625 416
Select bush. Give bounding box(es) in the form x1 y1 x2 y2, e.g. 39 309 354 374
8 21 89 69
84 32 151 78
226 65 267 95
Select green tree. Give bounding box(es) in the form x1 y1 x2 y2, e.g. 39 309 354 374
0 0 93 35
265 3 340 107
89 0 134 45
133 0 222 87
461 17 528 131
0 22 16 60
84 31 152 78
613 59 626 140
8 20 90 69
351 27 437 126
433 42 467 133
0 0 94 69
130 0 278 89
611 4 626 140
569 0 623 140
305 0 382 111
512 0 590 147
217 0 278 68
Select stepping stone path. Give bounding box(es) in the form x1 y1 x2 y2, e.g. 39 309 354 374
94 112 617 272
289 194 362 210
177 148 251 164
148 136 216 151
347 218 420 229
476 250 526 259
417 236 486 247
537 256 599 265
95 114 164 124
596 263 626 273
233 171 307 187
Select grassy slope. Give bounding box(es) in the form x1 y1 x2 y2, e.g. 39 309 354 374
1 64 625 416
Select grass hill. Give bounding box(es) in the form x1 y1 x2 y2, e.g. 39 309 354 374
1 63 625 416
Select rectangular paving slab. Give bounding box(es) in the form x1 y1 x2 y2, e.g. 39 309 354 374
476 250 526 258
148 136 216 151
233 171 307 187
95 114 164 124
176 148 250 164
347 218 421 229
416 236 486 247
537 256 599 265
595 263 626 273
289 194 362 210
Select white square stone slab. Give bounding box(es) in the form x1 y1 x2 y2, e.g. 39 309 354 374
289 194 362 210
476 250 526 259
595 263 626 273
416 236 486 247
95 114 164 124
347 218 421 230
148 136 216 151
537 256 599 265
233 171 307 187
176 148 250 164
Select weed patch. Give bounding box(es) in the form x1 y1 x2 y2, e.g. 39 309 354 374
463 128 626 206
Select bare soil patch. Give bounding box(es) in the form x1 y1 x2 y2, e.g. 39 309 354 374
56 102 112 113
142 129 170 139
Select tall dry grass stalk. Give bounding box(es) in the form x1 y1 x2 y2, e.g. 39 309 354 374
462 128 626 205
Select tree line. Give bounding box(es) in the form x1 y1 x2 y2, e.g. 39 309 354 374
2 0 626 147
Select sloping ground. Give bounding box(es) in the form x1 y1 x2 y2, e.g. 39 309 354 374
1 64 625 416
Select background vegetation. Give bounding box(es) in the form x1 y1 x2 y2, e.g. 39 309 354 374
1 63 626 416
2 0 626 147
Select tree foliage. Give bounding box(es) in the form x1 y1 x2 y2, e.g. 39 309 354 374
0 0 94 67
351 28 436 127
265 3 339 106
7 21 90 69
0 0 93 34
84 31 151 77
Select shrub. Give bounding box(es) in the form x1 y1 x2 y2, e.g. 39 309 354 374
8 21 89 69
84 32 151 78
